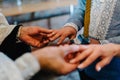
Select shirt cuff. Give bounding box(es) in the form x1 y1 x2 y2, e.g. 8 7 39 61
15 53 40 80
16 25 23 43
63 23 79 31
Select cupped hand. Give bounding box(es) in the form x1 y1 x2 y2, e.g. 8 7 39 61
18 26 52 48
48 26 77 44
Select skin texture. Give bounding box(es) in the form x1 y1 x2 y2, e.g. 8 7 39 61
18 26 52 48
48 26 77 45
90 38 100 44
32 45 80 75
70 44 120 72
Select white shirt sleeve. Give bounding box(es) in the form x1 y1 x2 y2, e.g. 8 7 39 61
0 52 24 80
0 52 40 80
15 53 40 80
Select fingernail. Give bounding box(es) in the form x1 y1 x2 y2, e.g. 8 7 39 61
78 64 83 69
97 66 101 72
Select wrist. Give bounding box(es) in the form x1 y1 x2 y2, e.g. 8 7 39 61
32 50 44 69
17 26 22 38
16 25 23 43
64 23 78 32
65 25 77 31
15 53 40 79
106 43 120 57
114 44 120 57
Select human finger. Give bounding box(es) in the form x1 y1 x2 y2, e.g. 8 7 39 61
69 35 76 40
49 33 61 41
43 39 49 44
70 48 93 64
77 50 101 69
60 62 78 75
39 33 47 36
21 35 41 47
39 27 53 33
57 34 67 44
95 57 113 72
47 30 57 37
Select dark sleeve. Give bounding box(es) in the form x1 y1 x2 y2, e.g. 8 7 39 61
0 25 31 60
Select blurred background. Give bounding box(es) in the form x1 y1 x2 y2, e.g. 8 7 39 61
0 0 77 29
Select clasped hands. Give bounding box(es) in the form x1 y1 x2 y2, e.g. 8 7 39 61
46 27 115 73
18 26 115 74
18 26 74 48
32 44 117 75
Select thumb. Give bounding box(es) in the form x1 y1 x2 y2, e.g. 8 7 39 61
69 35 76 40
63 63 78 74
21 35 41 47
96 57 113 72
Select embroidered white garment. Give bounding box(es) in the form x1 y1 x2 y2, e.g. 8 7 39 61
0 52 23 80
15 53 40 80
0 52 40 80
89 0 117 39
0 13 15 45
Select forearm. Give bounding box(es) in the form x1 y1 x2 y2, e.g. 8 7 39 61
65 0 85 31
114 44 120 57
0 52 40 80
99 36 120 44
15 53 40 80
0 52 23 80
0 25 24 60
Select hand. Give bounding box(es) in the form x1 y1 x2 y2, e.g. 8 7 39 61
18 26 52 48
32 45 80 75
70 44 119 72
48 26 77 44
